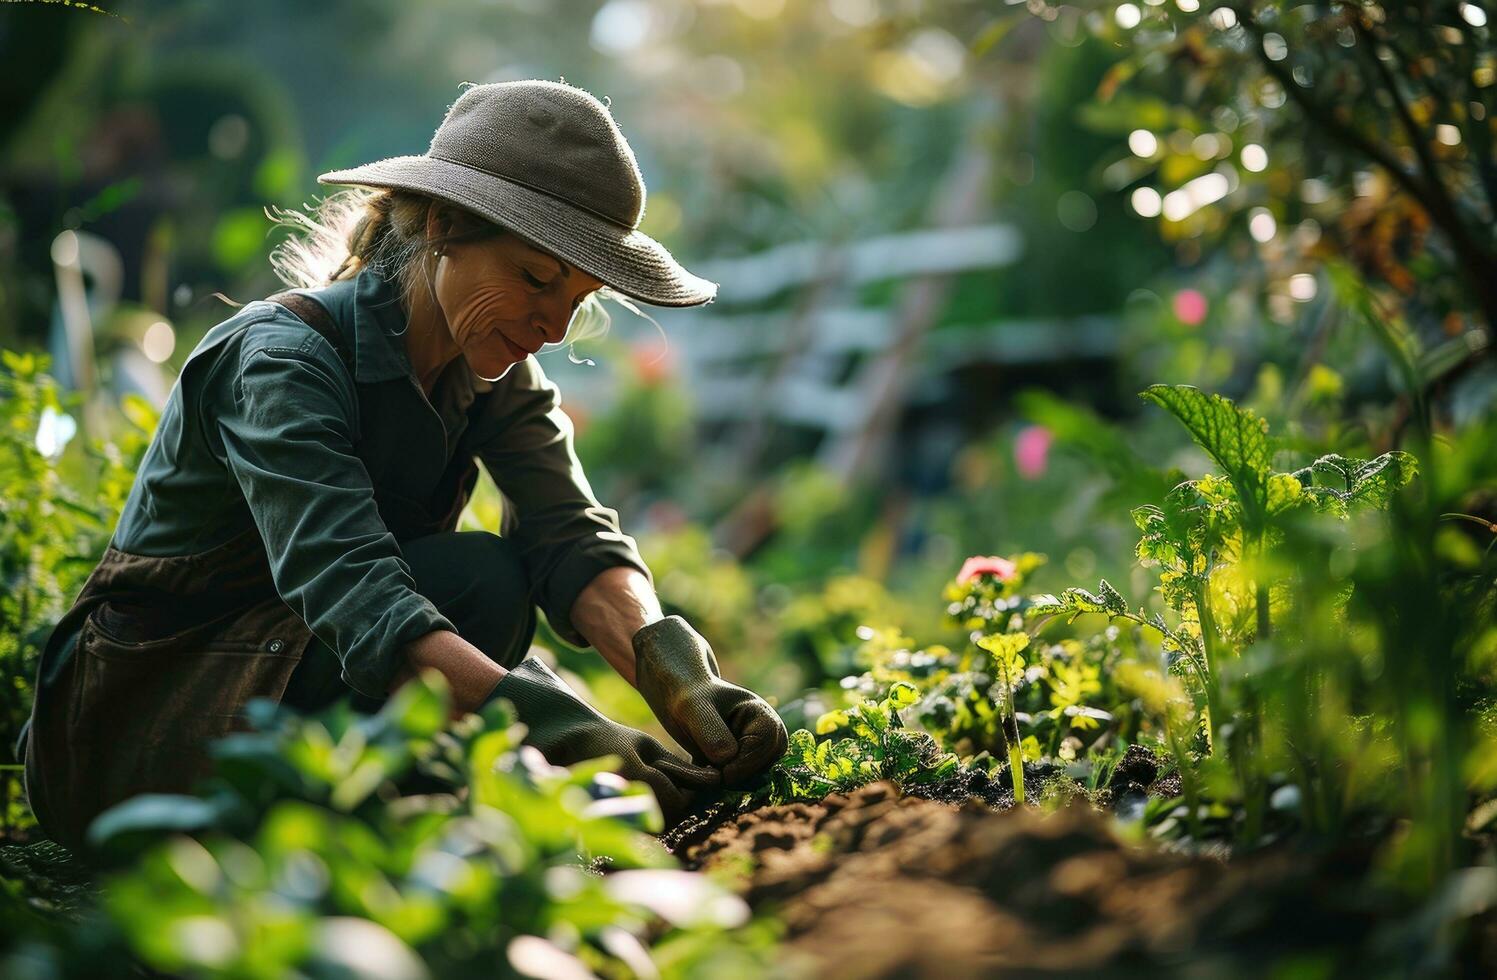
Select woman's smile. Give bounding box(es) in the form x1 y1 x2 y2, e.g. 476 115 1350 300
498 331 531 362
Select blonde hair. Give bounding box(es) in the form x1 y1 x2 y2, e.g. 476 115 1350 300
263 187 617 350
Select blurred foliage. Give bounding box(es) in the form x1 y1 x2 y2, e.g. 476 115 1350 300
1022 0 1496 420
0 351 153 835
2 671 780 978
574 339 695 502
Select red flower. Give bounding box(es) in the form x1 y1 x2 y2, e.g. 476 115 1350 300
957 555 1017 585
631 337 675 386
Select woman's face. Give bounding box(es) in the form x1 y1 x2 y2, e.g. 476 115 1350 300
431 230 605 381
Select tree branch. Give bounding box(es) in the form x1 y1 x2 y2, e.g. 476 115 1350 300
1227 3 1497 330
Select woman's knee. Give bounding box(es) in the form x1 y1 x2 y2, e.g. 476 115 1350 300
402 531 537 669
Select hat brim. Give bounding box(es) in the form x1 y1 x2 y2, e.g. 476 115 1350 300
317 155 719 308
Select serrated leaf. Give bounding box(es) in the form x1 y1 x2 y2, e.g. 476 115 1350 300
1098 580 1128 615
1305 450 1418 511
887 681 920 709
1141 385 1273 524
1347 451 1418 508
1054 580 1128 617
1027 593 1067 616
1310 453 1358 489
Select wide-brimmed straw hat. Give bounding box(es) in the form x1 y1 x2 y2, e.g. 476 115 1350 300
317 79 718 308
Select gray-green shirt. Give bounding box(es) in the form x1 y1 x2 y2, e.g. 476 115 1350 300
96 264 651 699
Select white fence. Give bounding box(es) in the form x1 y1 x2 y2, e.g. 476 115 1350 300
632 220 1119 480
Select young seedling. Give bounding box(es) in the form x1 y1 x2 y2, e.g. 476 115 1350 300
977 632 1030 803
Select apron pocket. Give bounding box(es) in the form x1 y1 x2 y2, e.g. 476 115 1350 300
68 607 305 830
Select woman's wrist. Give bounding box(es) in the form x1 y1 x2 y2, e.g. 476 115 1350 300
569 565 662 687
395 628 508 718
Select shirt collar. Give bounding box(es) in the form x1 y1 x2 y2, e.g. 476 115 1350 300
352 263 419 383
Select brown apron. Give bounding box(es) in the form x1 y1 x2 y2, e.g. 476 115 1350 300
22 290 492 853
22 526 315 853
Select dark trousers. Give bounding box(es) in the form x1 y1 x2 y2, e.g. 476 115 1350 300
280 530 538 714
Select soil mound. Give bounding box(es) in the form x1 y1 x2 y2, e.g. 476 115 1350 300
674 781 1400 979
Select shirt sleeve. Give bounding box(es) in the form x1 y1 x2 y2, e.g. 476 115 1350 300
473 355 653 648
210 336 458 700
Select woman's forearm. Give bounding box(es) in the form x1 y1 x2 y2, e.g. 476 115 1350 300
393 629 507 717
568 565 663 687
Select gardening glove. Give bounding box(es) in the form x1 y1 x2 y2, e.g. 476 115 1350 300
631 615 789 786
487 656 722 825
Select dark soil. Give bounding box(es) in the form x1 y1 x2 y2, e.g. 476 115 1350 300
0 838 97 920
666 778 1459 979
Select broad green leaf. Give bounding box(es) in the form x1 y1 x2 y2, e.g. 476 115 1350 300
1141 385 1273 526
1141 385 1272 484
1308 453 1360 489
887 680 920 709
815 709 849 735
87 794 232 849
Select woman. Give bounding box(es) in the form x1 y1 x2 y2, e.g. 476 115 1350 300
22 79 787 852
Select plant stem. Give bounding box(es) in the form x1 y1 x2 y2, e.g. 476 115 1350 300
1195 580 1226 753
1008 736 1026 805
995 649 1026 804
1172 728 1204 840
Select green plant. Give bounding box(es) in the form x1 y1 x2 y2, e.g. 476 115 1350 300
742 682 961 808
20 671 779 978
975 632 1031 803
0 350 154 835
800 382 1480 870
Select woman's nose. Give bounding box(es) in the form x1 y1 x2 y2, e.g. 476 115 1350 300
531 314 566 345
533 301 577 345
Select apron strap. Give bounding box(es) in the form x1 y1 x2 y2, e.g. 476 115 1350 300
265 290 354 374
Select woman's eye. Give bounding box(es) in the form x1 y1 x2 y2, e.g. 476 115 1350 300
521 269 546 289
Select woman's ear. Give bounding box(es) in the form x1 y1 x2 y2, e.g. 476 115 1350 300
425 202 454 248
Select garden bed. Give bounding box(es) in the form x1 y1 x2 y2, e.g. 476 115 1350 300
664 772 1485 979
4 748 1497 978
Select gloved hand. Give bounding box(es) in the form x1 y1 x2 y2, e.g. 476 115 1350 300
487 656 721 825
631 616 789 786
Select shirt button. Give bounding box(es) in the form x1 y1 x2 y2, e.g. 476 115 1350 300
268 639 285 653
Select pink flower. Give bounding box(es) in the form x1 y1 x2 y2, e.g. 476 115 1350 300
957 555 1018 585
1172 288 1208 327
1014 425 1054 479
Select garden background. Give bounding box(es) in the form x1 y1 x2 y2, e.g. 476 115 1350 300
2 1 1496 977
